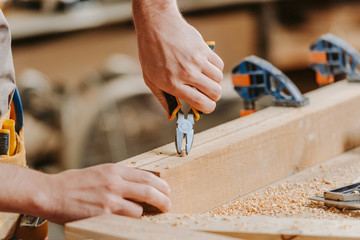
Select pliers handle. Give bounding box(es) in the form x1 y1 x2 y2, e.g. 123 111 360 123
164 93 202 121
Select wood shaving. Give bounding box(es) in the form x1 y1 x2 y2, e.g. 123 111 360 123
209 151 360 219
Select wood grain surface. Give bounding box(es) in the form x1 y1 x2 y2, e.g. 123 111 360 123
120 80 360 213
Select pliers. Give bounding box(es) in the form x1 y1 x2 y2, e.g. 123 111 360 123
164 41 215 155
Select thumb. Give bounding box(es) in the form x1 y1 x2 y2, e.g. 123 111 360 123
143 74 171 118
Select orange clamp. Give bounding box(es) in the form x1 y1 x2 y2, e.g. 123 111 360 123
316 71 334 86
240 109 257 117
309 51 327 64
232 74 251 87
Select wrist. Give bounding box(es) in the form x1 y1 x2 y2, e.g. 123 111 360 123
132 0 180 27
24 171 54 219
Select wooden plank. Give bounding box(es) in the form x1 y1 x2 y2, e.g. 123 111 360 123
119 80 360 213
140 147 360 239
0 212 19 240
65 147 360 240
143 214 360 240
64 214 238 240
65 214 360 240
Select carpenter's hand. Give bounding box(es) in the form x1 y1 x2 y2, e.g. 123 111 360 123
45 164 171 224
133 1 224 115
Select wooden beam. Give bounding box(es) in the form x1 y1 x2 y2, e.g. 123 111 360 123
65 214 238 240
65 145 360 240
143 214 360 240
65 214 360 240
120 80 360 213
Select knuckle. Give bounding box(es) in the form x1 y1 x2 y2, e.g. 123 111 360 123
166 76 178 91
193 54 206 66
104 176 123 192
101 197 115 212
143 186 156 200
103 163 116 174
140 171 154 184
184 66 200 80
106 181 119 192
191 95 203 109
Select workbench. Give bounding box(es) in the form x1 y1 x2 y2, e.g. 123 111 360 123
64 80 360 239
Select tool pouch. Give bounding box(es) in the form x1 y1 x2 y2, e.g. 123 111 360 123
0 131 26 167
0 109 26 240
0 89 48 240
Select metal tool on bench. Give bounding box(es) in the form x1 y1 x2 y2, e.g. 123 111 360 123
232 55 309 117
309 33 360 86
164 41 215 155
310 182 360 210
12 215 48 240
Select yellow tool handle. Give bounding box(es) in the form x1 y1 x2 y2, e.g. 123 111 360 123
3 119 16 156
163 92 182 120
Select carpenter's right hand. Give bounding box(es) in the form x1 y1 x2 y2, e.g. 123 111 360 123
133 0 224 116
43 164 171 224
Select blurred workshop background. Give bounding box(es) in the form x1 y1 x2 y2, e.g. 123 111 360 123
2 0 360 238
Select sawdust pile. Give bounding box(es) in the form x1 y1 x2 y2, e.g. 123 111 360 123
143 150 360 223
209 155 360 219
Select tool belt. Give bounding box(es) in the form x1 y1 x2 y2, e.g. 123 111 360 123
0 89 48 240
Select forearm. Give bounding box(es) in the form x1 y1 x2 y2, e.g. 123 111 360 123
0 163 50 218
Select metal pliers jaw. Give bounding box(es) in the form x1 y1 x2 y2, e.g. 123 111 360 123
175 110 194 155
163 92 201 156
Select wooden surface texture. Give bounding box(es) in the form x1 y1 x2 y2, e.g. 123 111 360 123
66 214 360 240
65 214 237 240
120 80 360 213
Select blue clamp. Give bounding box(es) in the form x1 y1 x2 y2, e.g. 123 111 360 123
309 33 360 84
232 56 308 115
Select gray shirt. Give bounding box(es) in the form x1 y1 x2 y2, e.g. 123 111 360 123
0 10 15 118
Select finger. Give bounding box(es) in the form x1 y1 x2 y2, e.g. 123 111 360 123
122 181 171 213
186 73 222 102
206 49 224 71
202 60 223 84
114 198 143 218
177 85 216 114
119 166 171 197
143 73 170 116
